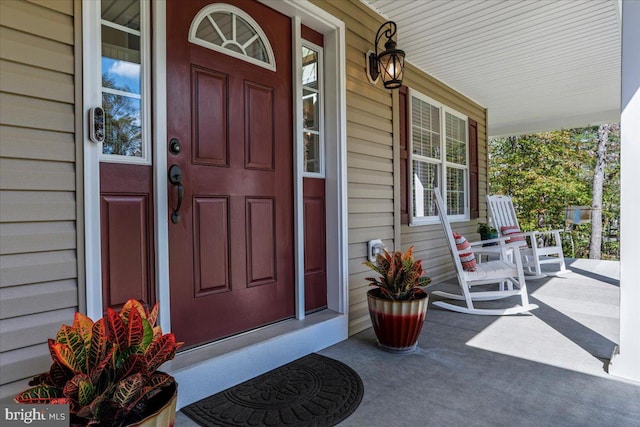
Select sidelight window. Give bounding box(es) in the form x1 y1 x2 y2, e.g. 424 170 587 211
100 0 151 164
301 42 324 176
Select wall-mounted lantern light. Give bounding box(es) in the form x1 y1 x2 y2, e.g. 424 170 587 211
366 21 405 89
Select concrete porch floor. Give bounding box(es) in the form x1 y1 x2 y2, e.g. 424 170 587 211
176 259 640 426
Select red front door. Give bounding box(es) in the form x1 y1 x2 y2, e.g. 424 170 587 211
166 0 294 348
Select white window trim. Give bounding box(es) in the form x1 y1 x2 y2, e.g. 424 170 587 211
301 39 325 178
408 89 469 226
99 0 152 165
188 3 277 72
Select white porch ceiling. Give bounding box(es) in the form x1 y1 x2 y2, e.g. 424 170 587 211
361 0 621 137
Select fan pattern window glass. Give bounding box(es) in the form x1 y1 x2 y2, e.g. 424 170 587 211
189 4 276 71
410 90 469 222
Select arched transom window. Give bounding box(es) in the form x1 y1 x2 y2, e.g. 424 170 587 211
188 4 276 71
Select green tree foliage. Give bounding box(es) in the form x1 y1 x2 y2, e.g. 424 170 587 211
489 126 620 260
102 76 142 157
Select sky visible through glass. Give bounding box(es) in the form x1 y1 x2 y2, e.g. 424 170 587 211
101 56 142 156
102 57 140 94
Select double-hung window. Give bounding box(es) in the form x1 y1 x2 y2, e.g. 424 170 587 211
409 89 469 224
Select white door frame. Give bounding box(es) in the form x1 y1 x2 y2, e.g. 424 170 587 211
83 0 348 333
81 0 103 319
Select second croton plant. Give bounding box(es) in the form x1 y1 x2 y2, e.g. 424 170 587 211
363 245 432 300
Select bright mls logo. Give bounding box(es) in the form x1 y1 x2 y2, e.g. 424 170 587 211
1 404 68 426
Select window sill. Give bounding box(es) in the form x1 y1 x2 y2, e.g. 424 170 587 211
410 215 469 227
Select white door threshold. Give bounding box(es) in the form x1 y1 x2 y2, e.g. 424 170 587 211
163 310 348 409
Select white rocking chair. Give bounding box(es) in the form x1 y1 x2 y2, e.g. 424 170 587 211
432 189 538 315
487 194 570 279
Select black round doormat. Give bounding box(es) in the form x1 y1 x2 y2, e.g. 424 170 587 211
182 353 364 427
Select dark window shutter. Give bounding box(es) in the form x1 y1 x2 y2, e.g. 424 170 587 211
399 86 410 224
469 118 479 219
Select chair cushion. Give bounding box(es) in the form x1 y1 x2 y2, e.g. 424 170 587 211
501 225 526 243
453 232 477 271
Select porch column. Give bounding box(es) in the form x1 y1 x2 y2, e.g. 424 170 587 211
609 0 640 383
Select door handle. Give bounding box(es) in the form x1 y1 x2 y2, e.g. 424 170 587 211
168 164 184 224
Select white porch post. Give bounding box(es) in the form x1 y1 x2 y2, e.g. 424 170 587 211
609 0 640 383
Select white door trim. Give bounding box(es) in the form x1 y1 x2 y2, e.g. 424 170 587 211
291 17 305 319
84 0 347 334
152 2 171 332
82 0 157 321
82 0 103 320
260 0 349 315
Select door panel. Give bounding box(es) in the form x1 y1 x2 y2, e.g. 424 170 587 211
100 164 155 311
101 195 149 307
193 197 230 295
167 0 294 348
246 198 276 286
303 178 327 312
245 82 274 170
192 67 228 166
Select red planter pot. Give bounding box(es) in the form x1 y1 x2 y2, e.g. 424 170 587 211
367 289 429 354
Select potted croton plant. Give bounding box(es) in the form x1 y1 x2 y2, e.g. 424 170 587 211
364 246 431 353
14 299 182 427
